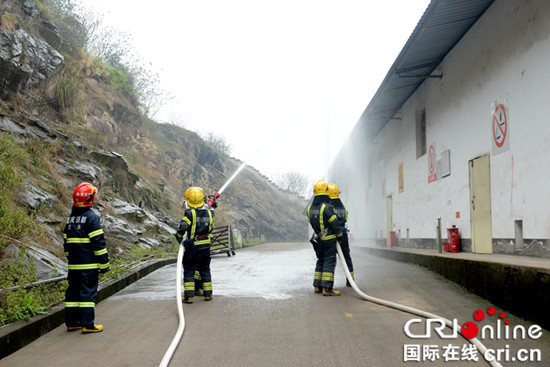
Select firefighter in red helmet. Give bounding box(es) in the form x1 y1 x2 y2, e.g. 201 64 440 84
63 182 110 333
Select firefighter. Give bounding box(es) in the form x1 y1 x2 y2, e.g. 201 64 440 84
307 180 343 296
176 187 215 304
328 183 354 286
63 182 110 333
193 192 220 297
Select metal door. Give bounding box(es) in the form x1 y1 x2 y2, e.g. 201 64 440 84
469 155 493 253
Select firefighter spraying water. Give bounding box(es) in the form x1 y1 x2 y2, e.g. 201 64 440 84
159 153 257 367
162 171 503 367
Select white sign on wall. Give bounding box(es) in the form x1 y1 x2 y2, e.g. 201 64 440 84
436 149 451 179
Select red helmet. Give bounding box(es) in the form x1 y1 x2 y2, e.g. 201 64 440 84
73 182 98 207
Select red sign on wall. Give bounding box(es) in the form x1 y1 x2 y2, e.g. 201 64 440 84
428 144 437 183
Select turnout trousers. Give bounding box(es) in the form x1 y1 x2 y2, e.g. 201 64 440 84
339 229 354 277
65 269 99 327
313 238 337 289
183 249 212 297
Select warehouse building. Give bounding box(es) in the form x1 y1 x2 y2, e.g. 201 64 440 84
329 0 550 258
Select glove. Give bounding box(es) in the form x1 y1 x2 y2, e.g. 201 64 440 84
175 233 183 243
99 267 110 274
309 235 321 255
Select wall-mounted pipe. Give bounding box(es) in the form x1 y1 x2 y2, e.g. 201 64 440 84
437 216 442 253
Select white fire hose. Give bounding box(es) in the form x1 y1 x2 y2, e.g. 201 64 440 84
158 239 501 367
159 238 186 367
337 243 502 367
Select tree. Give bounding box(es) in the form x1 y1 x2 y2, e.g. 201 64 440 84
44 0 89 55
275 171 310 197
204 132 232 155
67 2 172 119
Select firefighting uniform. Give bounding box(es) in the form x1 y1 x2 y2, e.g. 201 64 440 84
307 195 343 289
331 197 354 279
176 206 215 298
63 206 110 328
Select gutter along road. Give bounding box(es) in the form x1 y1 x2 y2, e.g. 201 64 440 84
2 242 550 367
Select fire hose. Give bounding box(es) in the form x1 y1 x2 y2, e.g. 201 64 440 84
158 235 186 367
158 235 500 366
159 192 221 367
159 153 257 366
336 242 503 367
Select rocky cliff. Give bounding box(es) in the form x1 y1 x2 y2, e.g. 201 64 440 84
0 0 309 281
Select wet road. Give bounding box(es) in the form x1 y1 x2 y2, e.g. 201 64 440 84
2 242 550 367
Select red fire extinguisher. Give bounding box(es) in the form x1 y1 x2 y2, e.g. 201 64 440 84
447 225 460 253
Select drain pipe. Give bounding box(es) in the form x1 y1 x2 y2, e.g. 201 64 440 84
159 238 186 367
337 243 502 367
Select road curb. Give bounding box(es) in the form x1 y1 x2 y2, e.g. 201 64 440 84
0 258 176 360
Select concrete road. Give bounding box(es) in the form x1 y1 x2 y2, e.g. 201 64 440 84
2 242 550 367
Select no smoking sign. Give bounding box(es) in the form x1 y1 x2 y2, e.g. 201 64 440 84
493 104 507 147
491 99 510 155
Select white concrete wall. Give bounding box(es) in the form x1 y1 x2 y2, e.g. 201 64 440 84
331 0 550 244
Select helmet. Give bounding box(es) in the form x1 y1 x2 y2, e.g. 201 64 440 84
184 187 193 201
73 182 97 207
313 180 329 196
328 183 340 199
185 187 205 208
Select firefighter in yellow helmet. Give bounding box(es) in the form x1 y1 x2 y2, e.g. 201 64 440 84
176 187 215 304
183 188 205 296
306 180 343 296
328 183 354 286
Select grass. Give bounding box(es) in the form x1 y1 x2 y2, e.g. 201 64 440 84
46 56 87 120
0 12 18 32
0 134 32 250
0 246 66 326
234 237 264 248
0 239 176 326
98 240 177 282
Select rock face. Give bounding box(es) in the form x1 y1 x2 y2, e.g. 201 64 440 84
0 0 309 281
0 28 64 97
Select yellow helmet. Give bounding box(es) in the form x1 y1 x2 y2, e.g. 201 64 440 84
185 186 205 208
328 183 340 199
313 180 329 196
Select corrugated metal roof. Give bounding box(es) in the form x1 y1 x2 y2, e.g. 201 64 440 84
355 0 495 140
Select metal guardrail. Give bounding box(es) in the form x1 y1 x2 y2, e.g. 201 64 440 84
0 276 67 293
0 255 164 293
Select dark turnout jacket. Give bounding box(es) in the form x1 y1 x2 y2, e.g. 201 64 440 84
63 206 110 271
307 195 342 241
176 205 215 251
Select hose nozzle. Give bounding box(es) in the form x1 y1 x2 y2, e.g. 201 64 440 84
208 192 220 208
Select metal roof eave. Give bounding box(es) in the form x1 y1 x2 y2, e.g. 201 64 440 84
355 0 495 142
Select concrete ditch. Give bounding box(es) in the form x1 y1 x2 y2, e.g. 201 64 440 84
363 247 550 331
